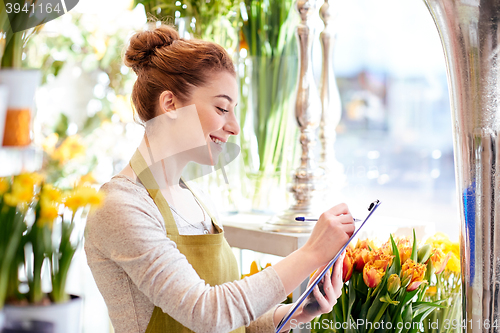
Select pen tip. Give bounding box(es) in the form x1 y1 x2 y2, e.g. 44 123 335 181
295 217 305 221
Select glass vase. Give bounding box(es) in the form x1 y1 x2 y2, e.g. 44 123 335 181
423 292 462 333
238 54 300 214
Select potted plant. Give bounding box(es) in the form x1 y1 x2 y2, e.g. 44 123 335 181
0 173 103 333
0 0 43 147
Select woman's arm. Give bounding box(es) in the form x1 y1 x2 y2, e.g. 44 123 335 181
87 179 353 333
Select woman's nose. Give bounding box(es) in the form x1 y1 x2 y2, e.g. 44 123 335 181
224 111 240 136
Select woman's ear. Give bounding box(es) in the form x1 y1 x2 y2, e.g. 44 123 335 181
158 90 178 119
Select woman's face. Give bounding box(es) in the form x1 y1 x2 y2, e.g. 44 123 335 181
177 70 240 166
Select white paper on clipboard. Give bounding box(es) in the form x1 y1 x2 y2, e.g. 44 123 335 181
275 200 382 333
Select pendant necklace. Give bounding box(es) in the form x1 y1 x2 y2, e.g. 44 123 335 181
169 191 210 235
160 159 210 234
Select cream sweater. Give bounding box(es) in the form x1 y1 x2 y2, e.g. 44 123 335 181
84 175 288 333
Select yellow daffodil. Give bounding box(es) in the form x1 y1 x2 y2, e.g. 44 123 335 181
446 253 460 273
52 135 86 164
426 233 460 273
250 261 260 275
426 285 437 296
425 232 454 253
450 242 460 258
42 133 59 155
38 200 59 228
4 173 43 207
64 186 104 212
36 184 63 228
78 172 96 186
401 259 427 291
40 184 62 204
0 177 10 195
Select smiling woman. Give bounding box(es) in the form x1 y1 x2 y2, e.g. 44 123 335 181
84 23 356 333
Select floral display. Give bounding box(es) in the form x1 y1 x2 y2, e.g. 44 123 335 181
0 173 104 308
310 231 455 333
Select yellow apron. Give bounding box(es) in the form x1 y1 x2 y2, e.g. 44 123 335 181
130 150 245 333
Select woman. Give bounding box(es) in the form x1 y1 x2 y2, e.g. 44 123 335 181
85 24 355 333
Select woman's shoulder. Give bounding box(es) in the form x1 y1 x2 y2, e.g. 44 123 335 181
86 175 163 232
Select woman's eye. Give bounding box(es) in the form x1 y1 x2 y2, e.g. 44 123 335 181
216 107 229 113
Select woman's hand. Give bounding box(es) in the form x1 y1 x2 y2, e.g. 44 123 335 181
273 253 346 332
302 203 355 268
300 251 345 319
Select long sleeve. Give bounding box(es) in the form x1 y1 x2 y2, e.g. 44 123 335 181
85 175 288 333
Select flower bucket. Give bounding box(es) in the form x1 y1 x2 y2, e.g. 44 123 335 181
0 69 41 147
0 309 5 331
3 295 83 333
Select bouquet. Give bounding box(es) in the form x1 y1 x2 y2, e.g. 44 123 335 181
0 173 103 308
310 230 451 333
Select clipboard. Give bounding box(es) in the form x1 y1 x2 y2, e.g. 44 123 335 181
275 200 382 333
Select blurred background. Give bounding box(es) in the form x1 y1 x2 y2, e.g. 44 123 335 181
5 0 459 331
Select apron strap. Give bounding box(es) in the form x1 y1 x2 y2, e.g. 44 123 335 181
130 150 180 236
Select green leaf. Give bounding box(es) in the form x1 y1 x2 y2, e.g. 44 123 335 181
333 301 344 330
394 313 403 333
403 289 419 305
412 301 447 317
401 304 413 333
388 234 401 276
424 256 435 282
380 293 400 306
54 113 69 138
411 229 418 262
346 281 357 333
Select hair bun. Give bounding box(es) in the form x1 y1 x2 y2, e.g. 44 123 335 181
124 25 180 73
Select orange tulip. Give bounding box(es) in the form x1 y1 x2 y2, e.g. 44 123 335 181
353 248 371 272
368 247 394 271
401 259 427 291
431 248 452 274
397 238 413 265
343 252 355 282
355 239 375 251
363 262 385 288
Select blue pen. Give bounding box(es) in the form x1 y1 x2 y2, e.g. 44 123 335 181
295 216 363 223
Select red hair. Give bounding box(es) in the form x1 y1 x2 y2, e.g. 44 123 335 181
123 24 236 123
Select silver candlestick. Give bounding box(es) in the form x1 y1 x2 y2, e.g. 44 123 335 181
264 0 324 233
318 0 345 203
